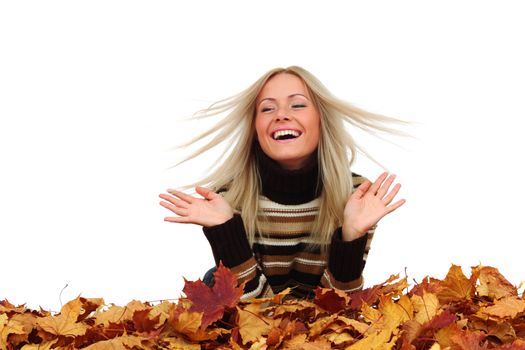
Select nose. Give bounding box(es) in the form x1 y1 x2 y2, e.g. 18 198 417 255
275 106 291 121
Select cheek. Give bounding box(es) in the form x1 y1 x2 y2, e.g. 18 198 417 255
254 116 266 141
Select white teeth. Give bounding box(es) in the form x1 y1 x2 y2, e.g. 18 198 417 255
272 130 301 140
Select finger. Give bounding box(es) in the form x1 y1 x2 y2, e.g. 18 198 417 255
351 180 371 200
159 201 189 216
167 189 195 204
159 194 189 208
195 186 218 200
164 216 192 224
382 182 401 205
376 174 396 198
368 172 388 196
385 198 406 214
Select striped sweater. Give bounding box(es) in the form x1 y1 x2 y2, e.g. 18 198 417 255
203 145 374 300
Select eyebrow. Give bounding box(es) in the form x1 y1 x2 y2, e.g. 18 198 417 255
257 94 310 106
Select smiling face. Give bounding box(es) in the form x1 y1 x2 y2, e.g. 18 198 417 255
254 73 321 170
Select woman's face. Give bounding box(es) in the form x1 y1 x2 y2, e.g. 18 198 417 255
255 73 321 170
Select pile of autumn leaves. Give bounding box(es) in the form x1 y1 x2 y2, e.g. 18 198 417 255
2 264 525 350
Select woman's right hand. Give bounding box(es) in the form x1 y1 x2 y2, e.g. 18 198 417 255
159 186 234 228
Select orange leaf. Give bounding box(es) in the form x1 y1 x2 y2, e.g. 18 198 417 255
473 265 517 300
436 265 475 303
484 296 525 319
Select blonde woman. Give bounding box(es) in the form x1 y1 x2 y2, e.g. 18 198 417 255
159 66 406 300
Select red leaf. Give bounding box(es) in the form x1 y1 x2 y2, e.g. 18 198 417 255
423 310 456 331
314 288 349 313
132 309 160 333
349 285 381 310
183 262 244 329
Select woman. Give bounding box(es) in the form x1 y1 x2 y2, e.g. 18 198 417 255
159 66 406 300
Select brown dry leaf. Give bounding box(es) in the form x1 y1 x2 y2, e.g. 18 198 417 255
474 265 517 300
483 296 525 318
36 296 89 337
237 304 273 345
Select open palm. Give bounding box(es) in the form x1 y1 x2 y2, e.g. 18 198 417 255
159 186 234 228
342 172 405 241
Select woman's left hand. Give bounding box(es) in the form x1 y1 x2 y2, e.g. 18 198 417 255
342 172 405 241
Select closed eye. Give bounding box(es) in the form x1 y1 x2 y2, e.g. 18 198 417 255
261 107 274 112
292 104 306 109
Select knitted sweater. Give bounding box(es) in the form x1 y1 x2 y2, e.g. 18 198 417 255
203 146 374 300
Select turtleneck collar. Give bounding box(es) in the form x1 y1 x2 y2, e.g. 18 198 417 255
254 142 322 205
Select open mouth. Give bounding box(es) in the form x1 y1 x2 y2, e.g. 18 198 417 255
272 130 302 141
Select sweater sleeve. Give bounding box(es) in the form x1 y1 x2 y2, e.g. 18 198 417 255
203 214 273 300
320 226 376 292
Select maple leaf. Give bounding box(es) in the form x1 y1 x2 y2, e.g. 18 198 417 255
314 288 350 313
132 308 161 333
36 296 89 337
183 262 244 329
412 292 440 324
409 276 442 297
450 328 486 350
473 265 517 300
436 264 475 303
237 304 272 345
81 334 146 350
483 296 525 319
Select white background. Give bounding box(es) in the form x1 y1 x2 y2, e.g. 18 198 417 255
1 1 524 311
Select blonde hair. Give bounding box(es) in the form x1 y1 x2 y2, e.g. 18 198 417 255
176 66 407 248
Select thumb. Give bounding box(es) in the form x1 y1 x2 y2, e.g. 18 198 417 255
195 186 218 200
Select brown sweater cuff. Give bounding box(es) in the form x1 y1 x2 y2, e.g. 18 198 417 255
203 214 253 268
328 228 368 282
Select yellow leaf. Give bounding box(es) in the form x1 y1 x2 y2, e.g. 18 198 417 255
326 331 354 344
380 295 412 330
20 340 58 350
336 316 370 334
36 297 88 337
237 304 272 345
82 334 146 350
412 292 439 324
248 338 268 350
163 336 202 350
308 314 338 337
172 311 203 335
95 300 148 326
345 326 398 350
0 315 27 350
